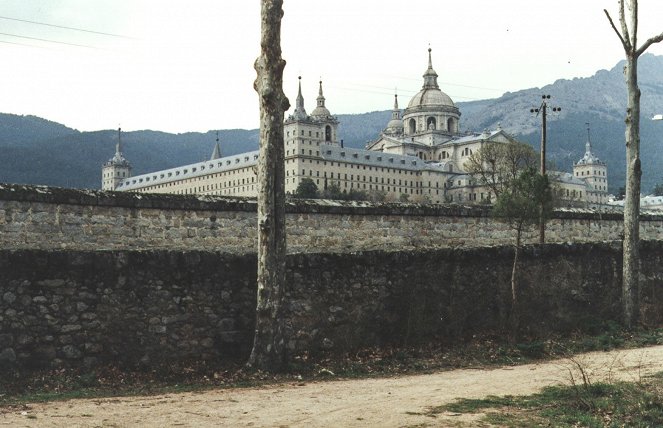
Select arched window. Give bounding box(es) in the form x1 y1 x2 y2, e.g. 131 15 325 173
427 117 436 130
447 118 456 133
408 118 416 134
325 125 332 142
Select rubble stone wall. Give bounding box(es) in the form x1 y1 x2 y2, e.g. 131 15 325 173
2 242 663 371
1 183 662 253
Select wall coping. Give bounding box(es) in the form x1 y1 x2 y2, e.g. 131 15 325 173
1 182 659 221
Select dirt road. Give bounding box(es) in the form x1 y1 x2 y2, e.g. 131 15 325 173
3 345 663 428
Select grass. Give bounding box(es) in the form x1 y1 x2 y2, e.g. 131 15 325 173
1 325 663 407
427 375 663 427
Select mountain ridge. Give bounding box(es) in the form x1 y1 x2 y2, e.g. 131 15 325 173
1 54 663 193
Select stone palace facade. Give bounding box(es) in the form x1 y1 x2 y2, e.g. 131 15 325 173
102 49 607 206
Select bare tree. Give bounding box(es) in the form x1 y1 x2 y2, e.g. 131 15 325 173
465 141 537 199
247 0 290 371
604 1 663 328
493 168 553 342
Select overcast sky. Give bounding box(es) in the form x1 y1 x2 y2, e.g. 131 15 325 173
0 0 661 133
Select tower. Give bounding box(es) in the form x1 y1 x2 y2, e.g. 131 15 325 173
573 123 608 204
284 77 339 145
101 127 132 190
384 93 404 136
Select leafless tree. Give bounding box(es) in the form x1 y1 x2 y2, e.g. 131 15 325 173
604 0 663 328
465 141 537 199
247 0 291 371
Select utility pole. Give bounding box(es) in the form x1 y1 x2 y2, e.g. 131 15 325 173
530 95 561 244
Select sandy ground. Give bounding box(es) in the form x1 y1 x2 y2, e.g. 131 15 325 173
2 345 663 428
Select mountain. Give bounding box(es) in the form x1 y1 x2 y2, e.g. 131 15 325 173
0 124 259 189
1 54 663 193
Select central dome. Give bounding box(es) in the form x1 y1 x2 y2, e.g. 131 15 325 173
407 88 455 108
406 48 455 109
401 49 461 137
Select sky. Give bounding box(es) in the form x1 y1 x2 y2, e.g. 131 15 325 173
0 0 661 134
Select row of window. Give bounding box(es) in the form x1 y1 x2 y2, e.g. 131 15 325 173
576 169 606 177
122 156 260 187
290 157 420 174
285 125 333 141
289 177 427 196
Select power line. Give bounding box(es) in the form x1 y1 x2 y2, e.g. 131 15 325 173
0 32 98 49
327 84 491 102
375 73 505 92
0 39 46 49
0 15 133 39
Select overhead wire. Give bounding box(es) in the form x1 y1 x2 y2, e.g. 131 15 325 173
0 39 46 49
0 15 133 39
0 14 134 51
327 83 497 103
0 31 98 49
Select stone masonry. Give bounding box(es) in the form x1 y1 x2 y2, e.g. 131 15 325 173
1 183 663 253
2 242 663 370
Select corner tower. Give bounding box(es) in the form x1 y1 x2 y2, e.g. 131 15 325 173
284 77 339 145
573 124 608 204
102 127 132 190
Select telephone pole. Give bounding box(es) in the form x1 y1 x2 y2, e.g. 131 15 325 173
530 95 561 244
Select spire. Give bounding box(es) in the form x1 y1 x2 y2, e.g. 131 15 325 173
585 122 592 155
422 48 439 90
391 93 400 120
115 127 122 156
576 122 602 165
316 80 326 108
293 76 307 120
311 79 332 118
105 126 131 168
112 127 128 163
385 92 404 135
210 131 221 160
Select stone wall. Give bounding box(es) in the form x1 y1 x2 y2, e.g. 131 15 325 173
0 250 257 369
2 183 663 253
2 242 663 370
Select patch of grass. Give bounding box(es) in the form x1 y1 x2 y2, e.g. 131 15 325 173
429 374 663 427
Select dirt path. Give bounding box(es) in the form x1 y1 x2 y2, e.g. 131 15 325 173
3 345 663 428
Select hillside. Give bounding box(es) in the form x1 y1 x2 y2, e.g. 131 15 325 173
1 54 663 192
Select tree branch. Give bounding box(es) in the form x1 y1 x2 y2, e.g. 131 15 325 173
619 0 632 50
636 31 663 57
604 9 629 51
630 0 638 49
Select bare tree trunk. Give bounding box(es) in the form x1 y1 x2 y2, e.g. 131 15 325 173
605 0 663 328
509 224 522 343
248 0 290 371
622 54 641 328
